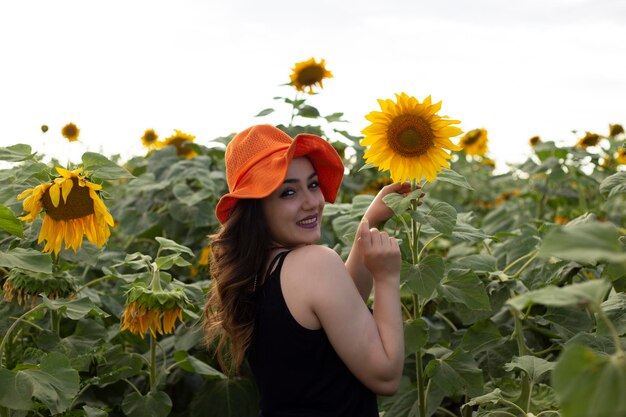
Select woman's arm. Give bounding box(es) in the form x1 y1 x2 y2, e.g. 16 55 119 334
345 182 413 301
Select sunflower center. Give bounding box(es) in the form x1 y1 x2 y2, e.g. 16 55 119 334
463 130 481 146
42 178 95 220
297 65 324 86
386 115 434 157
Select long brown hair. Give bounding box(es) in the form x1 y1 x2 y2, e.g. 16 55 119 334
203 199 271 372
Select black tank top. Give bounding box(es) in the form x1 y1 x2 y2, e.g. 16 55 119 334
247 251 378 417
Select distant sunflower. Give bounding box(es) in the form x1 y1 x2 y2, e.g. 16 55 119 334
159 129 198 159
459 128 488 156
61 123 80 142
529 136 541 147
576 132 602 149
481 158 496 169
361 93 462 182
141 129 159 149
616 148 626 165
289 58 333 94
609 124 624 137
17 167 114 254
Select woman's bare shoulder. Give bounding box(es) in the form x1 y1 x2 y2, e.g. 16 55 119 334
286 245 346 276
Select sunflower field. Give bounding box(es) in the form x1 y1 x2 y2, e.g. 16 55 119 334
1 58 625 417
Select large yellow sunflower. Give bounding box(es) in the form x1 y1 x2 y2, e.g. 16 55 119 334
17 167 114 254
61 123 80 142
361 93 462 182
459 128 489 156
289 58 333 94
158 129 198 159
141 129 159 149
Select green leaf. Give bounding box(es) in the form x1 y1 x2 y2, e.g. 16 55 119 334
452 218 491 243
83 405 109 417
0 248 52 273
254 108 275 117
412 202 457 235
507 279 612 312
432 168 473 190
401 256 444 301
122 391 172 417
82 152 134 180
189 378 258 417
155 237 194 257
0 144 35 162
552 344 626 417
0 368 34 410
174 351 225 379
600 172 626 199
505 355 555 383
539 221 626 264
596 292 626 337
404 318 429 355
460 319 504 354
155 253 192 270
453 254 498 273
324 112 345 123
17 352 80 415
0 205 23 237
463 388 503 408
439 269 491 311
425 348 484 397
41 295 110 320
383 188 423 216
297 105 320 118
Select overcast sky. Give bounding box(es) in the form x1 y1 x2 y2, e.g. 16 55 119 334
1 0 625 169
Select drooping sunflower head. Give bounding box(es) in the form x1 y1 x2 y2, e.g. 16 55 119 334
576 132 602 149
609 124 624 137
529 136 541 147
120 285 189 339
360 93 463 183
289 57 333 95
17 167 114 254
2 270 77 307
459 128 489 156
61 123 80 142
158 129 198 159
141 129 159 149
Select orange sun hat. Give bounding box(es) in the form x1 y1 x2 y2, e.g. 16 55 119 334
215 125 344 224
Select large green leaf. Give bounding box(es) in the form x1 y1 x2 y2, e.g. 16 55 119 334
0 248 52 273
504 355 555 383
507 279 612 312
41 295 110 320
599 171 626 199
404 318 429 355
539 221 626 264
453 254 498 273
552 344 626 417
433 168 473 190
155 236 194 257
401 256 444 301
383 188 424 216
122 391 172 417
439 269 491 311
0 368 34 410
596 292 626 337
174 351 225 379
82 152 134 180
0 205 23 237
460 319 504 354
189 378 258 417
412 202 457 235
0 144 35 162
425 348 484 397
16 352 80 414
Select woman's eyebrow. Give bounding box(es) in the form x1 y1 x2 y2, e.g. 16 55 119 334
283 172 318 184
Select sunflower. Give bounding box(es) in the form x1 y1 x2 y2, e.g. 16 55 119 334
17 167 114 254
575 132 602 149
289 58 333 94
459 128 488 156
616 148 626 165
61 123 80 142
158 129 198 159
361 93 462 183
141 129 159 149
481 158 496 169
198 246 211 266
609 124 624 137
120 284 188 339
2 270 77 307
529 136 541 147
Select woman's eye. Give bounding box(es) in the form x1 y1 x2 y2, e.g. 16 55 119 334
309 181 320 190
280 189 295 198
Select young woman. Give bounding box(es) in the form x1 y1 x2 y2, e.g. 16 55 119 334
203 124 411 416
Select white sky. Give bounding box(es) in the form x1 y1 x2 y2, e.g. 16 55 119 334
1 0 625 169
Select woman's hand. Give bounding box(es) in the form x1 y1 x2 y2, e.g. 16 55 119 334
357 218 401 283
364 182 419 227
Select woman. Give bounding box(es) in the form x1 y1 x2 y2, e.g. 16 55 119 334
203 124 410 416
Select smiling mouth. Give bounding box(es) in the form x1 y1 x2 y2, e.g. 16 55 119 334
297 215 318 228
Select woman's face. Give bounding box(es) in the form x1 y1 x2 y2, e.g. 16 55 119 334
262 157 325 248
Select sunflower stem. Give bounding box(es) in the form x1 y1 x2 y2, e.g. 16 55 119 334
150 262 163 293
149 333 158 392
0 304 45 368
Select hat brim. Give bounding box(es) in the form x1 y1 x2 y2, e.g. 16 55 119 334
215 133 343 224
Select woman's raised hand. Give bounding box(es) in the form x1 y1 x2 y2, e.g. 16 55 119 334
357 218 401 283
364 182 416 227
